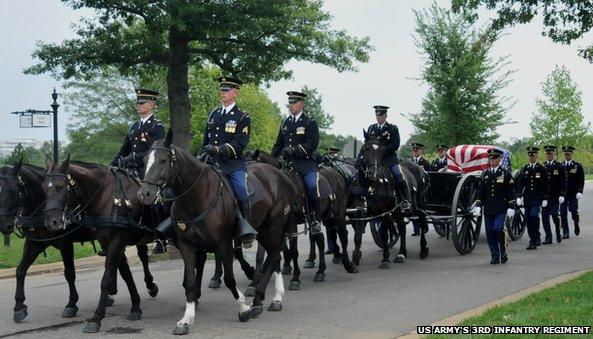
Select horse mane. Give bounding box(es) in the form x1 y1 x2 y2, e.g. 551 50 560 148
247 149 281 168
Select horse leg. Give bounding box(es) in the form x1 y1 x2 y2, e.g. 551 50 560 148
352 220 364 267
136 244 159 297
313 231 326 282
59 240 79 318
219 240 252 322
193 250 207 303
287 233 301 290
252 251 282 316
303 232 316 269
418 211 430 259
173 241 198 335
336 219 357 273
208 254 223 289
83 239 125 333
13 239 46 323
394 215 407 263
379 217 390 269
245 243 265 297
281 238 292 275
117 253 143 321
234 242 255 281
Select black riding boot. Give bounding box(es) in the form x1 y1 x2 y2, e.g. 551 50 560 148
237 199 257 249
397 180 412 213
308 197 322 235
573 213 580 236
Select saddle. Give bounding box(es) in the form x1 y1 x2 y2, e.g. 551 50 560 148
220 172 267 205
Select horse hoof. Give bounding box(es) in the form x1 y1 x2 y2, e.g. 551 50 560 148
420 248 429 260
173 324 189 335
208 279 221 289
148 284 159 298
82 321 101 333
393 254 406 264
348 265 359 274
313 272 325 282
303 260 315 269
245 286 256 297
13 306 28 323
127 310 143 321
251 305 263 318
352 252 362 266
288 281 301 290
238 309 252 322
62 306 78 318
281 265 292 276
379 261 390 269
268 300 283 312
332 255 343 265
106 296 115 307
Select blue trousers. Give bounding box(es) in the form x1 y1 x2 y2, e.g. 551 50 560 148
227 170 248 201
560 198 579 235
390 164 404 182
525 205 541 245
302 171 320 199
542 202 560 242
484 215 507 259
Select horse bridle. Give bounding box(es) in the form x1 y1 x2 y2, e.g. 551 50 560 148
0 174 45 227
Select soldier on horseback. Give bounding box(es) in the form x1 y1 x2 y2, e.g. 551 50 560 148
271 91 323 234
201 77 257 248
363 105 411 212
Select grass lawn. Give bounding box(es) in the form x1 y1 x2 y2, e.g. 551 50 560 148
428 271 593 338
0 234 97 269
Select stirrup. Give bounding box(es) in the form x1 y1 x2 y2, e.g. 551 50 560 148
309 221 322 235
239 234 255 249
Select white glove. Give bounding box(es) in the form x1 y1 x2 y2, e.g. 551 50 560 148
559 196 565 204
507 208 515 217
472 206 481 216
576 193 583 200
516 197 523 206
542 200 548 208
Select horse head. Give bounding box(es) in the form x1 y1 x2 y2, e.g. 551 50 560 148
247 149 281 168
139 129 176 205
0 161 23 234
43 154 75 231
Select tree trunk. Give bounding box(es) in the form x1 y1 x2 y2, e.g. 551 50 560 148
167 27 191 150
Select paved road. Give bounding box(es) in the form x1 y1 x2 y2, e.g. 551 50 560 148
1 184 592 338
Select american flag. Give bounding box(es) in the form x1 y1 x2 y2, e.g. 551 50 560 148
446 145 512 173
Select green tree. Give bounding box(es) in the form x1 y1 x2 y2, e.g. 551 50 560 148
25 0 372 150
451 0 593 62
300 86 334 132
530 65 591 147
409 3 514 145
4 144 29 165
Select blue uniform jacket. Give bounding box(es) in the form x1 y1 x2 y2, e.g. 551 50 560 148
367 123 400 168
271 114 319 175
112 114 165 170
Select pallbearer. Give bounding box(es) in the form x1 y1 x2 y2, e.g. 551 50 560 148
560 146 584 238
410 142 431 171
541 145 566 244
431 144 448 171
473 149 516 264
515 146 549 250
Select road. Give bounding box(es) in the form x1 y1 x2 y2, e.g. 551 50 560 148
0 183 591 338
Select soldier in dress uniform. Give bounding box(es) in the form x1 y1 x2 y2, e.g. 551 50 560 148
560 146 585 238
410 143 431 171
271 91 323 234
515 146 549 250
541 145 566 244
473 149 515 264
363 105 412 212
202 77 257 248
111 89 166 179
430 144 448 172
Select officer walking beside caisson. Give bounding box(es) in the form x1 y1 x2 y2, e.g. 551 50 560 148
431 145 448 172
541 145 566 244
560 146 585 238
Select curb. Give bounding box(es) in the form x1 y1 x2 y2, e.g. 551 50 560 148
0 246 139 280
398 268 592 339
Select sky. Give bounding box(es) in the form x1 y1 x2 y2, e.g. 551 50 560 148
1 0 592 145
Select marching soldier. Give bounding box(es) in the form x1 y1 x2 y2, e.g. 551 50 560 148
364 105 411 212
271 91 323 234
202 77 257 248
410 143 431 171
431 144 448 172
473 149 515 264
111 89 165 179
560 146 585 238
515 147 549 250
541 145 566 244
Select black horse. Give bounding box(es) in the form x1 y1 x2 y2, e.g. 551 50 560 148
138 132 296 335
42 157 159 333
357 132 430 268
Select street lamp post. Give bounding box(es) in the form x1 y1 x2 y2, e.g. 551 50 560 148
51 88 60 164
